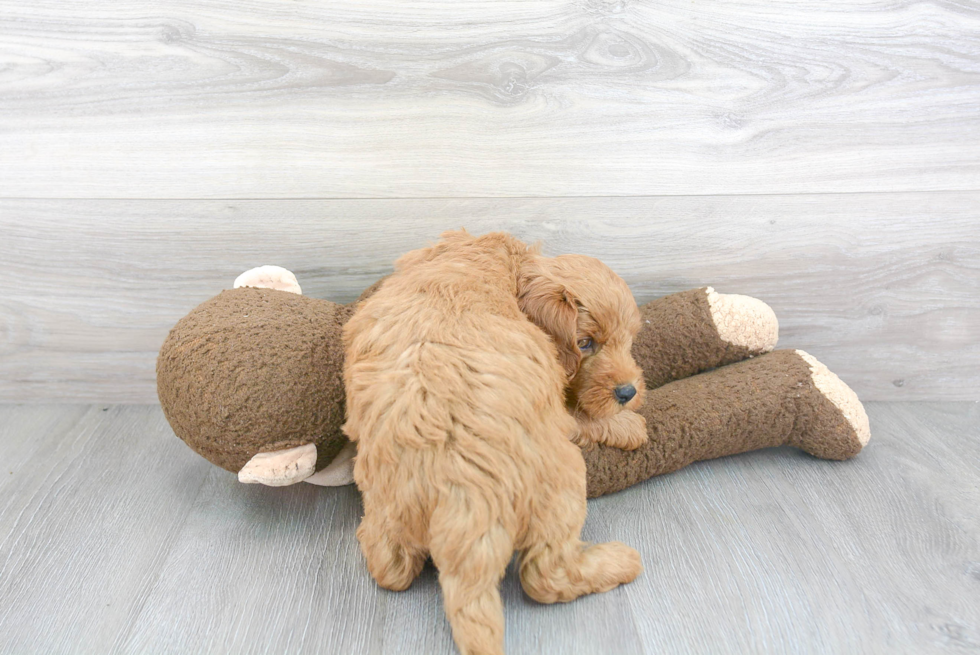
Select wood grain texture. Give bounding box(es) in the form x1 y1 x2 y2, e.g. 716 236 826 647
0 405 212 653
1 194 977 403
0 402 977 654
1 0 979 197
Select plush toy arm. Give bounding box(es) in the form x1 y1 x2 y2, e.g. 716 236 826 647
583 349 870 498
633 287 778 390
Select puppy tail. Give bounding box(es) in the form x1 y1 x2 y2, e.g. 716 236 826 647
429 494 513 655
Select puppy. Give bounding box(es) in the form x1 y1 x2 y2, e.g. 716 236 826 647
343 231 643 655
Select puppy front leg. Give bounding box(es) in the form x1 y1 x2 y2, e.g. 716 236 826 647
574 411 648 451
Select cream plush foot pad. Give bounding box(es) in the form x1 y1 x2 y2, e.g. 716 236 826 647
705 287 779 353
238 443 317 486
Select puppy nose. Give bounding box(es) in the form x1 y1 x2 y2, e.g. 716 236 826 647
614 384 636 404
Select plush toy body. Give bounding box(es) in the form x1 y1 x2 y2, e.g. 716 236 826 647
157 267 869 496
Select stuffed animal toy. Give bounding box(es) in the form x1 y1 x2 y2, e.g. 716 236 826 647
157 266 870 497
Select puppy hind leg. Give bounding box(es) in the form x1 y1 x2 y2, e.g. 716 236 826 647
520 539 642 604
519 469 642 604
356 503 426 592
429 497 514 655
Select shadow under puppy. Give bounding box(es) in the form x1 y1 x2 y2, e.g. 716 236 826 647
343 230 645 655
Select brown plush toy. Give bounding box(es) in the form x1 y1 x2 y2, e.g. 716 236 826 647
157 266 870 497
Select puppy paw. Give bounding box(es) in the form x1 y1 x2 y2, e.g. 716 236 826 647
597 411 648 451
574 411 648 451
613 411 648 451
584 541 643 591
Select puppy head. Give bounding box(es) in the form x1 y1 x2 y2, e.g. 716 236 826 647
518 254 645 418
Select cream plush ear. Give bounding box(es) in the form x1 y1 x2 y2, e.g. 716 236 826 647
238 444 317 486
518 259 581 379
234 265 302 295
303 441 357 486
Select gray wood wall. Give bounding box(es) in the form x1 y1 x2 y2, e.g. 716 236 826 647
1 1 978 403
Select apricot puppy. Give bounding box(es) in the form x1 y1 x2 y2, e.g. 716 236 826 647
343 231 643 655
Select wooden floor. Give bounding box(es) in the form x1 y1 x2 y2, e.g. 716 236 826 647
1 401 977 654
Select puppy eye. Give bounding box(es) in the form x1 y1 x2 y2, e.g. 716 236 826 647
577 337 594 351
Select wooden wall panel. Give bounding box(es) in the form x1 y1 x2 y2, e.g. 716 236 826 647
1 0 978 197
1 193 976 402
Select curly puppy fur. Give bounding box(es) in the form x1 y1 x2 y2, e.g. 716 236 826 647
343 231 644 655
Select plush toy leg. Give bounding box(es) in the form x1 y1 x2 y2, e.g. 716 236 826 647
304 441 357 486
635 287 778 389
238 443 317 486
583 349 870 497
234 265 302 295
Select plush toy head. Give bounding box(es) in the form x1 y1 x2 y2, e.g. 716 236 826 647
157 287 352 475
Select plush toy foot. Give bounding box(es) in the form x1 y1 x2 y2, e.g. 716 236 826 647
793 350 871 458
635 287 778 388
238 443 317 486
304 441 356 486
234 265 302 295
706 287 778 353
583 349 870 497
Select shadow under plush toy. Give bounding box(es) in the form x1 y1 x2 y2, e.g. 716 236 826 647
157 265 870 497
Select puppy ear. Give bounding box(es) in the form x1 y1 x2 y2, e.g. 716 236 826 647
518 261 581 379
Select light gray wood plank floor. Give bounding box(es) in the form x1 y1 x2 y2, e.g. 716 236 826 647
1 402 977 654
